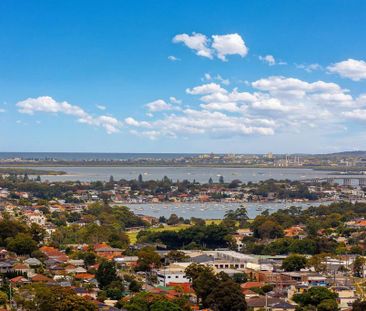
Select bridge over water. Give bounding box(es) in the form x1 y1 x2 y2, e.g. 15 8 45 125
303 177 366 186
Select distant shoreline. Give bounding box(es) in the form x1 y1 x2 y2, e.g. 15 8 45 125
0 167 66 176
0 163 364 172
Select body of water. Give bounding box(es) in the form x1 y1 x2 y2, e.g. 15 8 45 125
20 166 365 184
0 152 196 160
124 201 332 219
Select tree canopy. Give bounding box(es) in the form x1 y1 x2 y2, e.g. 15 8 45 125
293 287 338 310
281 254 308 272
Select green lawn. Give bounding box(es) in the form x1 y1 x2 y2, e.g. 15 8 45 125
126 231 139 244
205 219 222 225
126 223 190 244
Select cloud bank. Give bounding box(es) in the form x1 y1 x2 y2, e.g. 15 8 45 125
17 96 122 134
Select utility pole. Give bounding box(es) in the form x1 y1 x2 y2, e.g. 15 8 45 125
265 293 268 311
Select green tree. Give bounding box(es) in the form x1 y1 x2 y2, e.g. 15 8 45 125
6 233 38 255
138 174 143 183
317 299 339 311
17 285 97 311
166 250 188 263
224 208 249 226
30 223 46 243
185 264 218 306
150 301 182 311
82 251 97 267
129 279 142 292
353 255 365 277
105 280 124 300
206 279 247 311
308 254 327 273
167 214 180 225
23 173 29 182
136 247 161 271
0 291 8 306
123 292 163 311
258 220 284 239
96 261 119 288
352 299 366 311
250 216 284 240
0 219 28 246
232 273 248 284
293 287 338 310
282 254 307 272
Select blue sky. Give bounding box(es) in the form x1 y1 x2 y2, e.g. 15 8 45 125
1 0 366 153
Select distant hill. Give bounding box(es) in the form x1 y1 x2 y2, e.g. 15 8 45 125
324 151 366 157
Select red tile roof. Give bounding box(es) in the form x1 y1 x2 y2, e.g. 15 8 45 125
241 281 265 289
31 274 53 282
10 276 28 283
75 273 95 280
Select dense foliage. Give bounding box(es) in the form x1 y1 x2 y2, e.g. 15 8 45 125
293 287 338 311
137 223 235 249
15 285 97 311
243 201 366 256
185 264 247 310
122 292 190 311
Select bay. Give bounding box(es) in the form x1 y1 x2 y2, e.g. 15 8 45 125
18 166 362 183
123 201 332 219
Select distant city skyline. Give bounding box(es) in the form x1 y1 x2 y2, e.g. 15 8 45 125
1 1 366 153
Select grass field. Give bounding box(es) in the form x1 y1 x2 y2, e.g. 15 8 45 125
205 219 222 225
126 219 222 244
126 223 190 244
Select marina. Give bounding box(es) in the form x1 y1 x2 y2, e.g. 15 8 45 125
124 201 331 219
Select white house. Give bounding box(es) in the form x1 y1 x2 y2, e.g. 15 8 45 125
155 266 191 286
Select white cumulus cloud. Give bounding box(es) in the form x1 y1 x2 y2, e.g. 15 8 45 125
259 55 276 66
186 83 227 95
327 59 366 81
16 96 122 134
173 33 213 59
211 33 248 61
343 109 366 120
169 97 182 104
145 99 173 112
296 63 322 72
173 32 248 61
